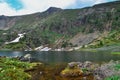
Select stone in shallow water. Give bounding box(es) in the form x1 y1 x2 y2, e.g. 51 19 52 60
19 54 36 62
61 61 99 78
61 68 83 77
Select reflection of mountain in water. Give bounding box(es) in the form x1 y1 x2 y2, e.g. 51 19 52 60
0 51 120 64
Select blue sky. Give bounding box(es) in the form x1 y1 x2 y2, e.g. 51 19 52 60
0 0 116 16
4 0 23 10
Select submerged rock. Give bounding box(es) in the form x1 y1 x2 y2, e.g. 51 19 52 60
61 62 83 77
61 67 83 77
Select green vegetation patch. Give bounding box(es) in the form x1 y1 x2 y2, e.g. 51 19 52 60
88 30 120 49
111 52 120 55
0 57 38 80
105 76 120 80
114 64 120 70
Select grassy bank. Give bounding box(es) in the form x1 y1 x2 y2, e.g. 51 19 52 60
0 57 39 80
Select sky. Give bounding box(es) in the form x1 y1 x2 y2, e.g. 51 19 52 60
0 0 116 16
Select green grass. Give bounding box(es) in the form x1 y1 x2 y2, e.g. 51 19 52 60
114 64 120 70
79 48 98 52
3 42 27 50
0 57 39 80
105 76 120 80
88 30 120 49
111 52 120 54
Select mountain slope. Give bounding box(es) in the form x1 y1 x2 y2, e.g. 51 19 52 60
0 1 120 50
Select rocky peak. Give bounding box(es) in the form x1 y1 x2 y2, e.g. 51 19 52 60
45 7 62 14
0 15 7 20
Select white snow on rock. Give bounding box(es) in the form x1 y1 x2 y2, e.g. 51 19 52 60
40 47 51 51
5 33 26 44
35 46 44 50
35 46 51 51
55 48 64 51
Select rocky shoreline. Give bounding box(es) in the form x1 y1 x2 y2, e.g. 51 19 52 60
0 56 120 80
61 61 120 80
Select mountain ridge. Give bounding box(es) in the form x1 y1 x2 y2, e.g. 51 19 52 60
0 1 120 51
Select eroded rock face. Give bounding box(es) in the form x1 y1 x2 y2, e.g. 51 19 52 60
69 32 100 47
0 15 17 30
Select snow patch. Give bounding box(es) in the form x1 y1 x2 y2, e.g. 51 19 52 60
40 47 51 51
35 46 51 51
55 48 64 51
5 33 26 44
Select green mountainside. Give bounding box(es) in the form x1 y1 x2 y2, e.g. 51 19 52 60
0 1 120 51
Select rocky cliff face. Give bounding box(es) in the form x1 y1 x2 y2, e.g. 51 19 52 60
0 1 120 50
0 15 17 30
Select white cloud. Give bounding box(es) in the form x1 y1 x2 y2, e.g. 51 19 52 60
77 0 107 4
0 0 76 16
94 0 107 4
0 0 109 16
19 0 76 14
0 2 17 16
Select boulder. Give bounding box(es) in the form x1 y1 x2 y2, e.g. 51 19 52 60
61 68 83 77
83 61 93 68
61 61 96 77
68 62 82 69
61 62 83 77
19 54 34 62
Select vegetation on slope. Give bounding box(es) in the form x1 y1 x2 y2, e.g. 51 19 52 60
88 30 120 48
0 1 120 50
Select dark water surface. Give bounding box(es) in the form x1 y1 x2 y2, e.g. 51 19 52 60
0 51 120 64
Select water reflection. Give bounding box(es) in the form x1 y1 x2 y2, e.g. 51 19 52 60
0 51 120 64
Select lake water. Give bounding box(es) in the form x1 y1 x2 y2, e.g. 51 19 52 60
0 51 120 64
